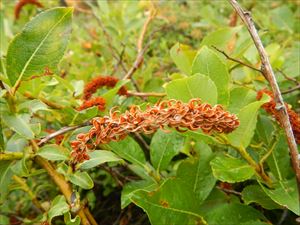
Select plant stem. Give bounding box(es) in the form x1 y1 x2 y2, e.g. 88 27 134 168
30 140 97 225
0 152 24 160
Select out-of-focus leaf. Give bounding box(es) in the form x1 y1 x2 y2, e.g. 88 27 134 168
165 73 217 104
2 114 34 139
18 99 49 114
6 8 73 88
150 130 185 171
0 161 14 203
11 157 29 177
210 155 255 183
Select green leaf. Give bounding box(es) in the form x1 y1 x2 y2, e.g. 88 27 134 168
165 73 217 104
6 7 73 88
2 114 34 139
271 5 295 33
121 180 157 209
170 43 196 75
0 215 9 225
259 179 300 215
150 130 185 172
18 99 49 114
11 157 29 177
54 75 75 92
203 202 266 224
64 212 80 225
191 46 229 105
48 195 69 223
131 179 206 225
37 144 70 161
241 185 281 210
176 142 216 203
104 136 146 167
228 87 256 114
0 161 14 203
266 134 294 180
210 155 255 183
200 27 241 50
101 79 129 109
80 150 122 170
68 171 94 190
227 97 269 148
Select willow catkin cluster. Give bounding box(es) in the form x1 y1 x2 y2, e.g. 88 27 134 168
71 98 240 163
257 90 300 144
83 76 127 100
15 0 43 20
77 97 106 111
77 76 128 111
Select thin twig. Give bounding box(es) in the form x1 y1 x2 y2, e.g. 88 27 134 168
123 6 156 81
38 121 91 146
123 44 149 80
281 84 300 94
212 45 262 73
89 3 127 73
277 69 300 85
137 8 157 53
132 133 150 151
216 186 242 196
229 0 300 192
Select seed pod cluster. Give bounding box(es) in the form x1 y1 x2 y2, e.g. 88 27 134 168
71 98 240 164
257 89 300 144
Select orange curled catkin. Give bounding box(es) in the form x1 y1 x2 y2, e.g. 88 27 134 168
83 76 127 100
14 0 43 20
70 98 240 163
257 89 300 144
77 97 106 111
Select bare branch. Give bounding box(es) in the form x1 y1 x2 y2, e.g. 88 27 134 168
229 0 300 191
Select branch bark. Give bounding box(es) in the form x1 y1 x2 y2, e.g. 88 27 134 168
229 0 300 191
